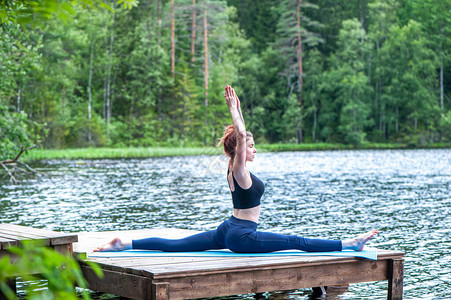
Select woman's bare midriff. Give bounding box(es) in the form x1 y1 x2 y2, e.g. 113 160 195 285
233 205 260 223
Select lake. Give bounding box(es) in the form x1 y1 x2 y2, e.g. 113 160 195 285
1 149 450 299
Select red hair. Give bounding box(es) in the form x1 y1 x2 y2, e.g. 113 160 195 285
217 124 253 160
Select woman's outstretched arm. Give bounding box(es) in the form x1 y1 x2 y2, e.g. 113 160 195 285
225 85 247 172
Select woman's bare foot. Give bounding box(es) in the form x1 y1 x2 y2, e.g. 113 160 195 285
342 230 378 251
93 237 132 252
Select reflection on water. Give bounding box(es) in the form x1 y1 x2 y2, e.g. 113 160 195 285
1 149 450 299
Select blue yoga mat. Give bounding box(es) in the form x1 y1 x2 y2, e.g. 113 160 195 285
89 248 377 260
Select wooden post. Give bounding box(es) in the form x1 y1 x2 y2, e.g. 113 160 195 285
53 243 73 255
151 282 170 300
387 258 404 300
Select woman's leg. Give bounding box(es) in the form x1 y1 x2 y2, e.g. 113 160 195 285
227 228 342 253
132 229 224 251
224 216 342 253
95 220 230 252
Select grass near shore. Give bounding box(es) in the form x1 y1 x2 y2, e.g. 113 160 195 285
23 147 222 161
21 142 450 162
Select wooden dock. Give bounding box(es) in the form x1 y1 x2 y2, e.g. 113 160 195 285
0 223 78 299
74 229 405 300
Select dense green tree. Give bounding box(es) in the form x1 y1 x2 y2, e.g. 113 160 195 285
367 0 399 140
226 0 280 53
1 0 450 152
379 20 437 142
326 19 373 145
302 48 325 141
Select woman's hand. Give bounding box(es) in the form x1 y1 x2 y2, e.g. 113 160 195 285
224 85 240 110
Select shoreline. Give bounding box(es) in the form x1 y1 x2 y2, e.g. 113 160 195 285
21 142 450 162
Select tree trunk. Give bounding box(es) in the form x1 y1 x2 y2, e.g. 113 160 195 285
312 107 317 141
106 12 115 125
62 85 66 113
359 1 365 42
203 4 208 107
439 23 444 114
296 0 303 104
103 18 108 120
110 67 118 122
144 0 151 40
88 42 94 144
296 0 303 143
395 105 399 133
440 62 444 113
379 94 384 132
157 0 162 45
171 0 175 79
17 82 21 113
191 0 196 63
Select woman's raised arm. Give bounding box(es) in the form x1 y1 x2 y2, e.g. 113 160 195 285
224 85 247 173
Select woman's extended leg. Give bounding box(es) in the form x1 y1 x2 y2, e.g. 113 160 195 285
234 229 378 252
132 230 224 251
94 230 224 252
227 229 343 253
224 217 378 253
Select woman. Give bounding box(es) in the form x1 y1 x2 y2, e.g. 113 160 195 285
94 85 377 253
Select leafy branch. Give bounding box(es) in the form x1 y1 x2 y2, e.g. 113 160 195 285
0 240 103 300
0 145 38 184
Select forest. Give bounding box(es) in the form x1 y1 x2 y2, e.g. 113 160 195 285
1 0 450 161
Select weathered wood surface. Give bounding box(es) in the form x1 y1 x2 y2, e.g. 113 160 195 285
0 223 78 250
0 224 79 300
75 229 405 300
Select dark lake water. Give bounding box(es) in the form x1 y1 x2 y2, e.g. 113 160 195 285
1 149 450 299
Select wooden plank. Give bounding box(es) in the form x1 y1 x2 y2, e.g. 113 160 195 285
86 249 403 270
81 264 150 300
87 255 362 279
144 256 384 278
0 232 50 247
103 256 236 267
164 259 389 300
85 248 402 265
387 258 404 300
84 251 403 280
0 224 53 239
0 224 78 245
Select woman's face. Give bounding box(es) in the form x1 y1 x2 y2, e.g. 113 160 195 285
245 138 257 162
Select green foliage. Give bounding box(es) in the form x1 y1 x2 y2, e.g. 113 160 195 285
0 0 139 27
23 147 222 161
438 111 451 142
325 19 373 146
0 105 44 161
0 240 102 300
1 0 451 154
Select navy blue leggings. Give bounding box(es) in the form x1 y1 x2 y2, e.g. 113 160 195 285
132 216 342 253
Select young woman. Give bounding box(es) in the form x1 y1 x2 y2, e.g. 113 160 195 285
94 85 377 253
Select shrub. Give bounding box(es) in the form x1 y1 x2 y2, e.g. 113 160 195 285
0 240 102 300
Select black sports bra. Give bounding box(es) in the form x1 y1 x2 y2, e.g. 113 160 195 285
227 169 265 209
